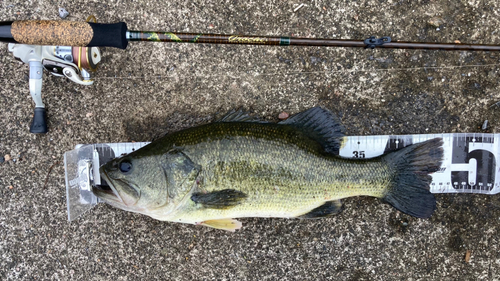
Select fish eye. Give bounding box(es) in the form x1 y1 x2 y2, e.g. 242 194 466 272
119 160 133 174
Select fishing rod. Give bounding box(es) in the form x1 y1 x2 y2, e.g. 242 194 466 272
2 20 500 51
2 20 500 134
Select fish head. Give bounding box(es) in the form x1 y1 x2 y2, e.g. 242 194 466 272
93 154 171 214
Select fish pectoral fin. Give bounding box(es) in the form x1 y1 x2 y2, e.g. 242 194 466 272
279 107 345 155
191 189 248 209
299 200 343 219
200 219 243 232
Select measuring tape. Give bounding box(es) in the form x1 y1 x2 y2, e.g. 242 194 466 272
63 133 499 221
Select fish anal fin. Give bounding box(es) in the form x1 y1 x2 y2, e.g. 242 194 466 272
200 219 243 232
191 189 248 209
279 107 345 155
299 200 343 219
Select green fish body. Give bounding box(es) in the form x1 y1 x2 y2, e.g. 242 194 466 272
94 108 443 231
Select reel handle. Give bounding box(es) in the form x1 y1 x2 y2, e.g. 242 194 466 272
0 20 128 49
26 60 48 134
27 61 48 134
30 107 47 134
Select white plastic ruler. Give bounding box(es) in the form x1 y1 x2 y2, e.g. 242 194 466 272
64 133 499 221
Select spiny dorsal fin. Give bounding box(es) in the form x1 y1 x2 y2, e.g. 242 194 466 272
216 109 268 123
200 219 243 232
279 107 345 155
299 200 343 219
191 189 248 209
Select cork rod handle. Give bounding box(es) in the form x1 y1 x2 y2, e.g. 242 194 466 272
0 20 128 49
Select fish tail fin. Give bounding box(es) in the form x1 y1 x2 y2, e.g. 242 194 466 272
382 138 443 218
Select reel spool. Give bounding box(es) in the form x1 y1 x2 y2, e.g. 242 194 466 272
48 45 101 85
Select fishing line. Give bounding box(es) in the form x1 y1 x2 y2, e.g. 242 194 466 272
93 63 500 81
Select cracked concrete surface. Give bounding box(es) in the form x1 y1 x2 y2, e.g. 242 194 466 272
1 0 500 280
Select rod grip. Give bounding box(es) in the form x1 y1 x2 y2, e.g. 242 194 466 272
88 22 128 49
5 20 128 49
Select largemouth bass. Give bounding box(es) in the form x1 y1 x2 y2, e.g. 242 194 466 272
93 107 443 231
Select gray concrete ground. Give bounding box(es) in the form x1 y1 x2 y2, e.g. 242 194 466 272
1 0 500 280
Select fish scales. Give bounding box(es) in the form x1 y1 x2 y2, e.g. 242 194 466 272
131 122 391 221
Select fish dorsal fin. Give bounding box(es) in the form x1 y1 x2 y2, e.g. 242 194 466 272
216 109 267 123
200 219 243 232
191 189 248 209
299 200 343 219
279 107 345 155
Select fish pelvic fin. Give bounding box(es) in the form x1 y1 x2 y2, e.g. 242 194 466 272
382 138 443 218
279 107 345 155
191 189 248 209
200 219 243 232
299 200 343 219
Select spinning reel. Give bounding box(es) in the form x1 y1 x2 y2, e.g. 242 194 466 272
8 43 101 133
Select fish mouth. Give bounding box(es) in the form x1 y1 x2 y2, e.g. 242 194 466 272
92 171 123 204
93 171 140 208
92 183 114 195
